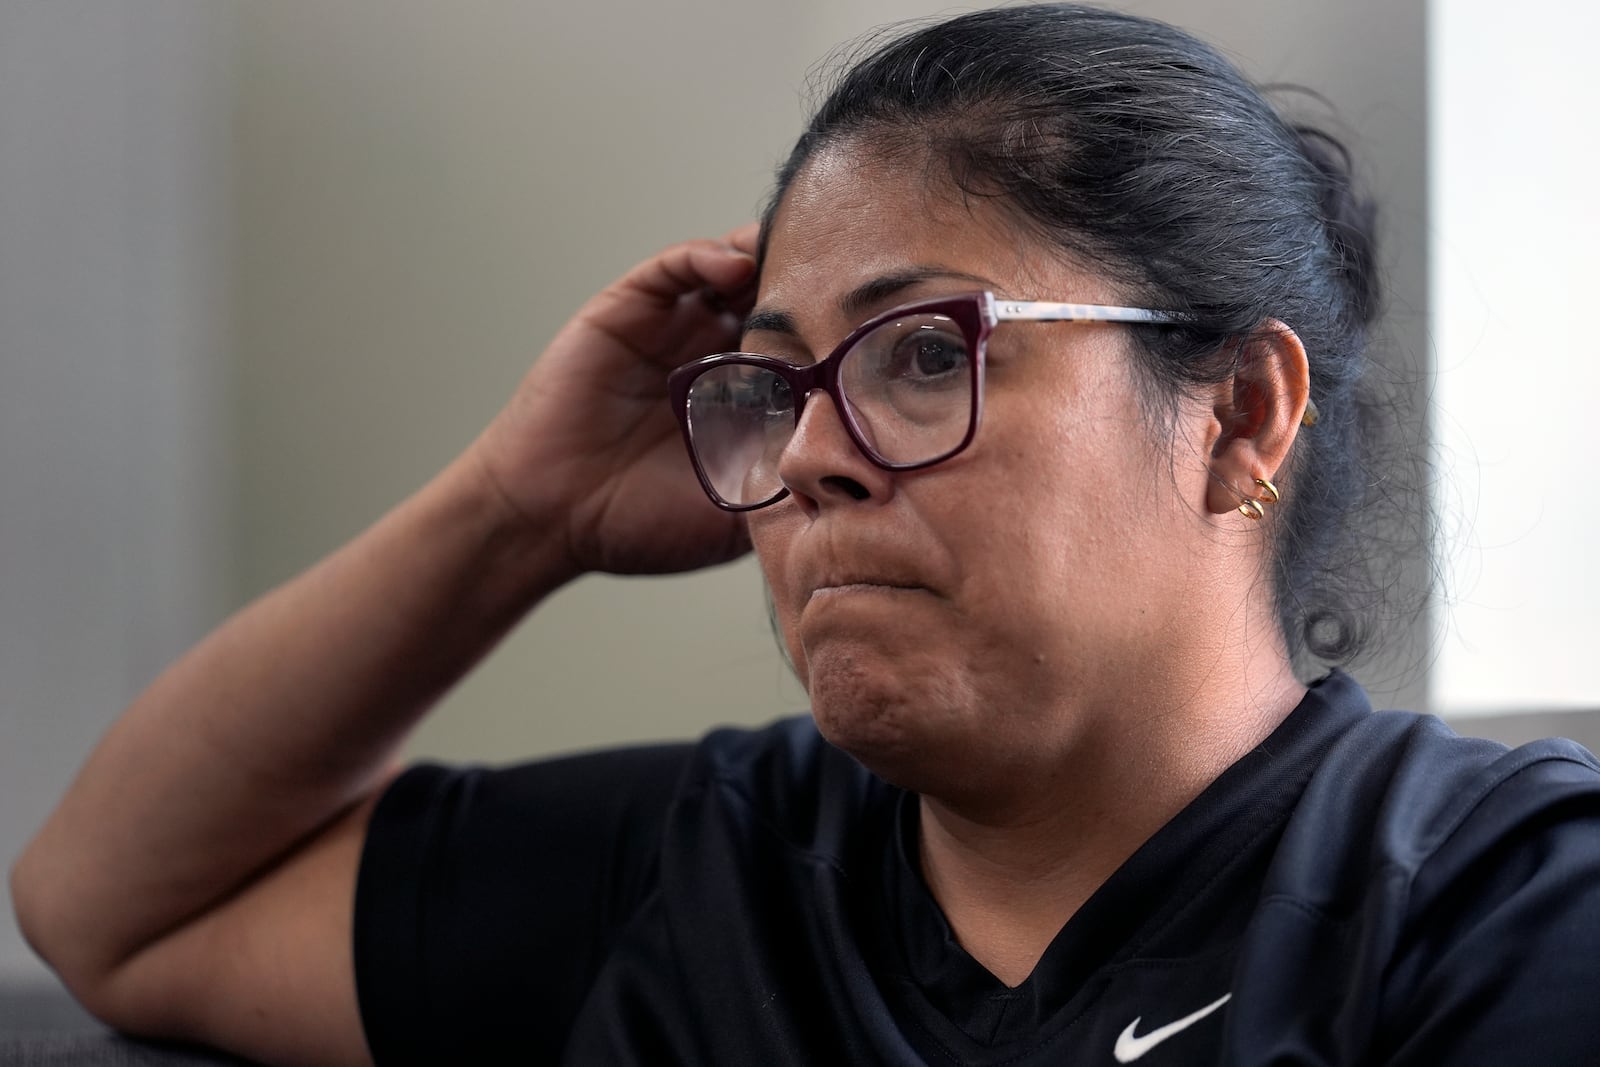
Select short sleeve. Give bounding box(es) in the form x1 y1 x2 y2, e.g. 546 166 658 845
353 743 693 1066
1378 745 1600 1065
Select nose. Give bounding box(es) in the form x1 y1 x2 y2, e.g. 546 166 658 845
777 389 894 511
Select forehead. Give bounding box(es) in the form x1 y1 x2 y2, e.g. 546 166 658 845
757 143 1121 327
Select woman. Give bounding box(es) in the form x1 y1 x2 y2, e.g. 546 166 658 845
14 5 1600 1065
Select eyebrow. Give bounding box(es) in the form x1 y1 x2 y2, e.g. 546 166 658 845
742 266 996 338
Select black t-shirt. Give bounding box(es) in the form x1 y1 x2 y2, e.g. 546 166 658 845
354 673 1600 1064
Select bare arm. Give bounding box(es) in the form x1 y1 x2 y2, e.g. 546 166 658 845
12 453 557 1064
10 228 758 1066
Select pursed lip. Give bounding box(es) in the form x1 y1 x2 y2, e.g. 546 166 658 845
803 565 936 601
786 530 944 605
809 579 927 599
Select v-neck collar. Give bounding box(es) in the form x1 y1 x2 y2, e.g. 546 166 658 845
871 672 1372 1059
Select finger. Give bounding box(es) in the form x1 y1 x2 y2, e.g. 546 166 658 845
697 270 757 318
722 221 760 257
614 239 756 309
675 304 747 364
580 242 756 358
641 288 746 369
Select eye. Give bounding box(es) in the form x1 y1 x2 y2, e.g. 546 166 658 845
888 326 969 383
763 374 794 416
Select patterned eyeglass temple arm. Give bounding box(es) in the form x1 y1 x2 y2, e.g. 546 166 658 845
992 297 1320 427
992 298 1192 325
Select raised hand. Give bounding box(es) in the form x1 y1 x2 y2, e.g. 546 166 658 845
472 224 761 577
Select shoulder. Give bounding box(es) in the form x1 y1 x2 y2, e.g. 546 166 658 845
677 716 891 864
356 718 872 1065
1265 695 1600 904
1255 694 1600 1064
693 716 865 792
1335 710 1600 933
1306 707 1600 872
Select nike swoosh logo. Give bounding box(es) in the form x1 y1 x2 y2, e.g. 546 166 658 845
1112 993 1232 1063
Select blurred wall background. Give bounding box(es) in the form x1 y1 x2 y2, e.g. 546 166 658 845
1 0 1429 980
1 2 235 982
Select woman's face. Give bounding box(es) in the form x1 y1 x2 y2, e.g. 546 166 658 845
746 145 1224 805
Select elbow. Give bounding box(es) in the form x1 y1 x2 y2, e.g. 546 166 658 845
9 841 125 1026
10 841 213 1042
10 841 63 972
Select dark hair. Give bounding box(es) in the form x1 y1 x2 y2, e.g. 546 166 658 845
761 3 1408 670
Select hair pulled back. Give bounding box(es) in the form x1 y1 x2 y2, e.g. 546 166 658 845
763 3 1392 668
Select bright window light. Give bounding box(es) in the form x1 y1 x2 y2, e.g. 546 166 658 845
1429 0 1600 715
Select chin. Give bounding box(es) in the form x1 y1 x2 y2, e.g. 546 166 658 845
804 647 980 793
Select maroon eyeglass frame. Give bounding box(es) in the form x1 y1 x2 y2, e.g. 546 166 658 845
666 290 1188 512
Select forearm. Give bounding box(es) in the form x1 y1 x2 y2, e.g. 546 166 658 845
11 445 572 989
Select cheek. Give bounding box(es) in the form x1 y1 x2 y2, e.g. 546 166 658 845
748 507 810 683
957 409 1090 559
956 506 1079 639
944 403 1147 632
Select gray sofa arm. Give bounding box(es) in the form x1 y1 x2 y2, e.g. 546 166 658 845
0 977 254 1067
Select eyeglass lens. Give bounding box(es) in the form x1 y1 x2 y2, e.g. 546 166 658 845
684 310 974 508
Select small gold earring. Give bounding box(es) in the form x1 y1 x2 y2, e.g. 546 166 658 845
1238 499 1265 520
1253 478 1280 504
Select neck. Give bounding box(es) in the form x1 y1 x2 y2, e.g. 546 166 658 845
916 662 1305 987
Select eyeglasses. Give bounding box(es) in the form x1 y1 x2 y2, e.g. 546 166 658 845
666 291 1189 511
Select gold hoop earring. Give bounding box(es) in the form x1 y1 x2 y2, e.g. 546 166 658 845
1238 499 1265 521
1253 478 1280 504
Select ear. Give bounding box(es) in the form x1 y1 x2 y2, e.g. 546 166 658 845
1202 319 1311 517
